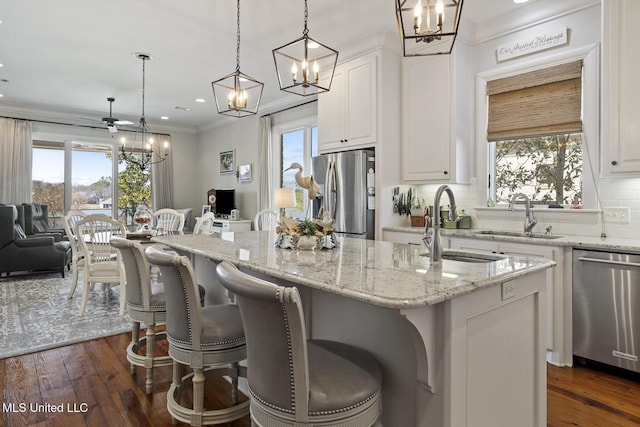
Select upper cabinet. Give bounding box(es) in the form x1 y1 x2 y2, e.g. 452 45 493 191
401 46 470 183
602 0 640 176
318 52 378 153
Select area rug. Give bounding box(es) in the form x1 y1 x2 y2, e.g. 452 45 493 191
0 273 131 359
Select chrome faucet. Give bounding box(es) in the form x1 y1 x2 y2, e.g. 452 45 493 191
509 193 537 234
423 185 458 262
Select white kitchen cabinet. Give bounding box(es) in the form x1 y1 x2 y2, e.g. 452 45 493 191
317 52 377 153
602 0 640 175
401 44 470 183
450 237 570 366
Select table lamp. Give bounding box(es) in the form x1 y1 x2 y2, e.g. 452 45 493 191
274 188 296 217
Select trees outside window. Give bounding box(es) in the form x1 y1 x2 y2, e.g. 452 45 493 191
117 155 151 224
494 133 582 205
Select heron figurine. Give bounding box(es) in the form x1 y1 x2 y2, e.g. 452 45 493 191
284 162 321 200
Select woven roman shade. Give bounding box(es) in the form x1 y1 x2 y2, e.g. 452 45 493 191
486 60 583 142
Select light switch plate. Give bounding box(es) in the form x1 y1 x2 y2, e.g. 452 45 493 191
602 207 631 224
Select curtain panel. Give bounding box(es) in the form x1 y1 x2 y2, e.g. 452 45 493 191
151 134 173 210
0 118 32 204
486 60 583 141
257 116 273 212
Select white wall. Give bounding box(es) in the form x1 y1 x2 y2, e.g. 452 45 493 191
196 116 260 223
168 130 200 228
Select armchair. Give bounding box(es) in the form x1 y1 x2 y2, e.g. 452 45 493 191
0 205 71 277
22 203 66 239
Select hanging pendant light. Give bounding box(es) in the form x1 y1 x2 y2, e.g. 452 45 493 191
120 53 169 171
212 0 263 117
396 0 464 56
272 0 338 97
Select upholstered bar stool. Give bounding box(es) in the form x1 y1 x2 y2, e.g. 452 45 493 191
144 245 249 426
216 261 383 427
110 237 172 394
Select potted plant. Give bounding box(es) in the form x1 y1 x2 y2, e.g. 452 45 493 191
296 219 318 250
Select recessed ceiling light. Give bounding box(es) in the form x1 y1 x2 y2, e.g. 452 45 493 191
513 0 530 3
0 94 4 98
195 98 206 103
160 116 169 120
0 64 3 67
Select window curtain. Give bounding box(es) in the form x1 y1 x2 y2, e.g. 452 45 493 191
486 60 583 141
257 116 273 211
151 134 173 210
0 118 32 203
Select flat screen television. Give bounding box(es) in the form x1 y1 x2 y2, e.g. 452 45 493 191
214 189 236 218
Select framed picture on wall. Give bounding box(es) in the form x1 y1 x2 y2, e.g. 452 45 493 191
220 150 235 174
239 163 252 183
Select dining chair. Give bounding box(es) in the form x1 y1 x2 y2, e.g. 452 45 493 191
74 214 127 316
144 246 249 426
63 210 87 299
216 261 383 427
151 208 185 235
253 208 279 231
193 211 216 235
110 237 172 394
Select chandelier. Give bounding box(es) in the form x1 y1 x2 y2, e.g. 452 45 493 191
396 0 464 56
212 0 264 117
272 0 338 97
120 53 169 171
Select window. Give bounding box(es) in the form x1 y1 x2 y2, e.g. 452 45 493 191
280 126 318 219
494 134 582 205
487 60 584 206
32 141 65 227
71 142 114 215
31 136 152 223
117 151 151 225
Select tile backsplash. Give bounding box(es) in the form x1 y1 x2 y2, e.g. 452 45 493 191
407 179 640 241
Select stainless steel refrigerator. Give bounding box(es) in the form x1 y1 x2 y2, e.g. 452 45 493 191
312 149 375 239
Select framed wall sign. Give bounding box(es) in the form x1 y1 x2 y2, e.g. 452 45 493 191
219 150 235 174
238 163 252 182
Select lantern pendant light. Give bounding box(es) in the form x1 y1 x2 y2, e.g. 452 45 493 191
272 0 338 97
212 0 263 117
396 0 464 56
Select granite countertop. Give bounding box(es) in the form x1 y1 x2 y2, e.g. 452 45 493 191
152 231 554 310
383 225 640 252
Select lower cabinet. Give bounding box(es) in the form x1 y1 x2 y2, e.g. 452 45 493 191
450 237 571 366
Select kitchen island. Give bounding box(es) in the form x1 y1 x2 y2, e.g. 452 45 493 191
152 231 555 427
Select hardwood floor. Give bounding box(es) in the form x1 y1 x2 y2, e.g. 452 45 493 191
1 332 250 427
2 332 640 426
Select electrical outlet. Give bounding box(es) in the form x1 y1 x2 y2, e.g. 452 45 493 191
603 207 631 224
502 283 515 300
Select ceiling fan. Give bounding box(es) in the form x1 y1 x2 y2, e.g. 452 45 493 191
100 97 134 133
81 97 134 133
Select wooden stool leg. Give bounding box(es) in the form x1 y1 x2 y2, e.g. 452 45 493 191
130 321 140 374
192 367 205 426
145 323 156 394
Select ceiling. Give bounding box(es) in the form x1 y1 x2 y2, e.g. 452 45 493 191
0 0 596 133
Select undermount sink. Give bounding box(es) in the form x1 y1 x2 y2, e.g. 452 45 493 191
470 230 563 240
419 251 505 263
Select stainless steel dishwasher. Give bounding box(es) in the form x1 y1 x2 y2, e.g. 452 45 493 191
573 249 640 373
